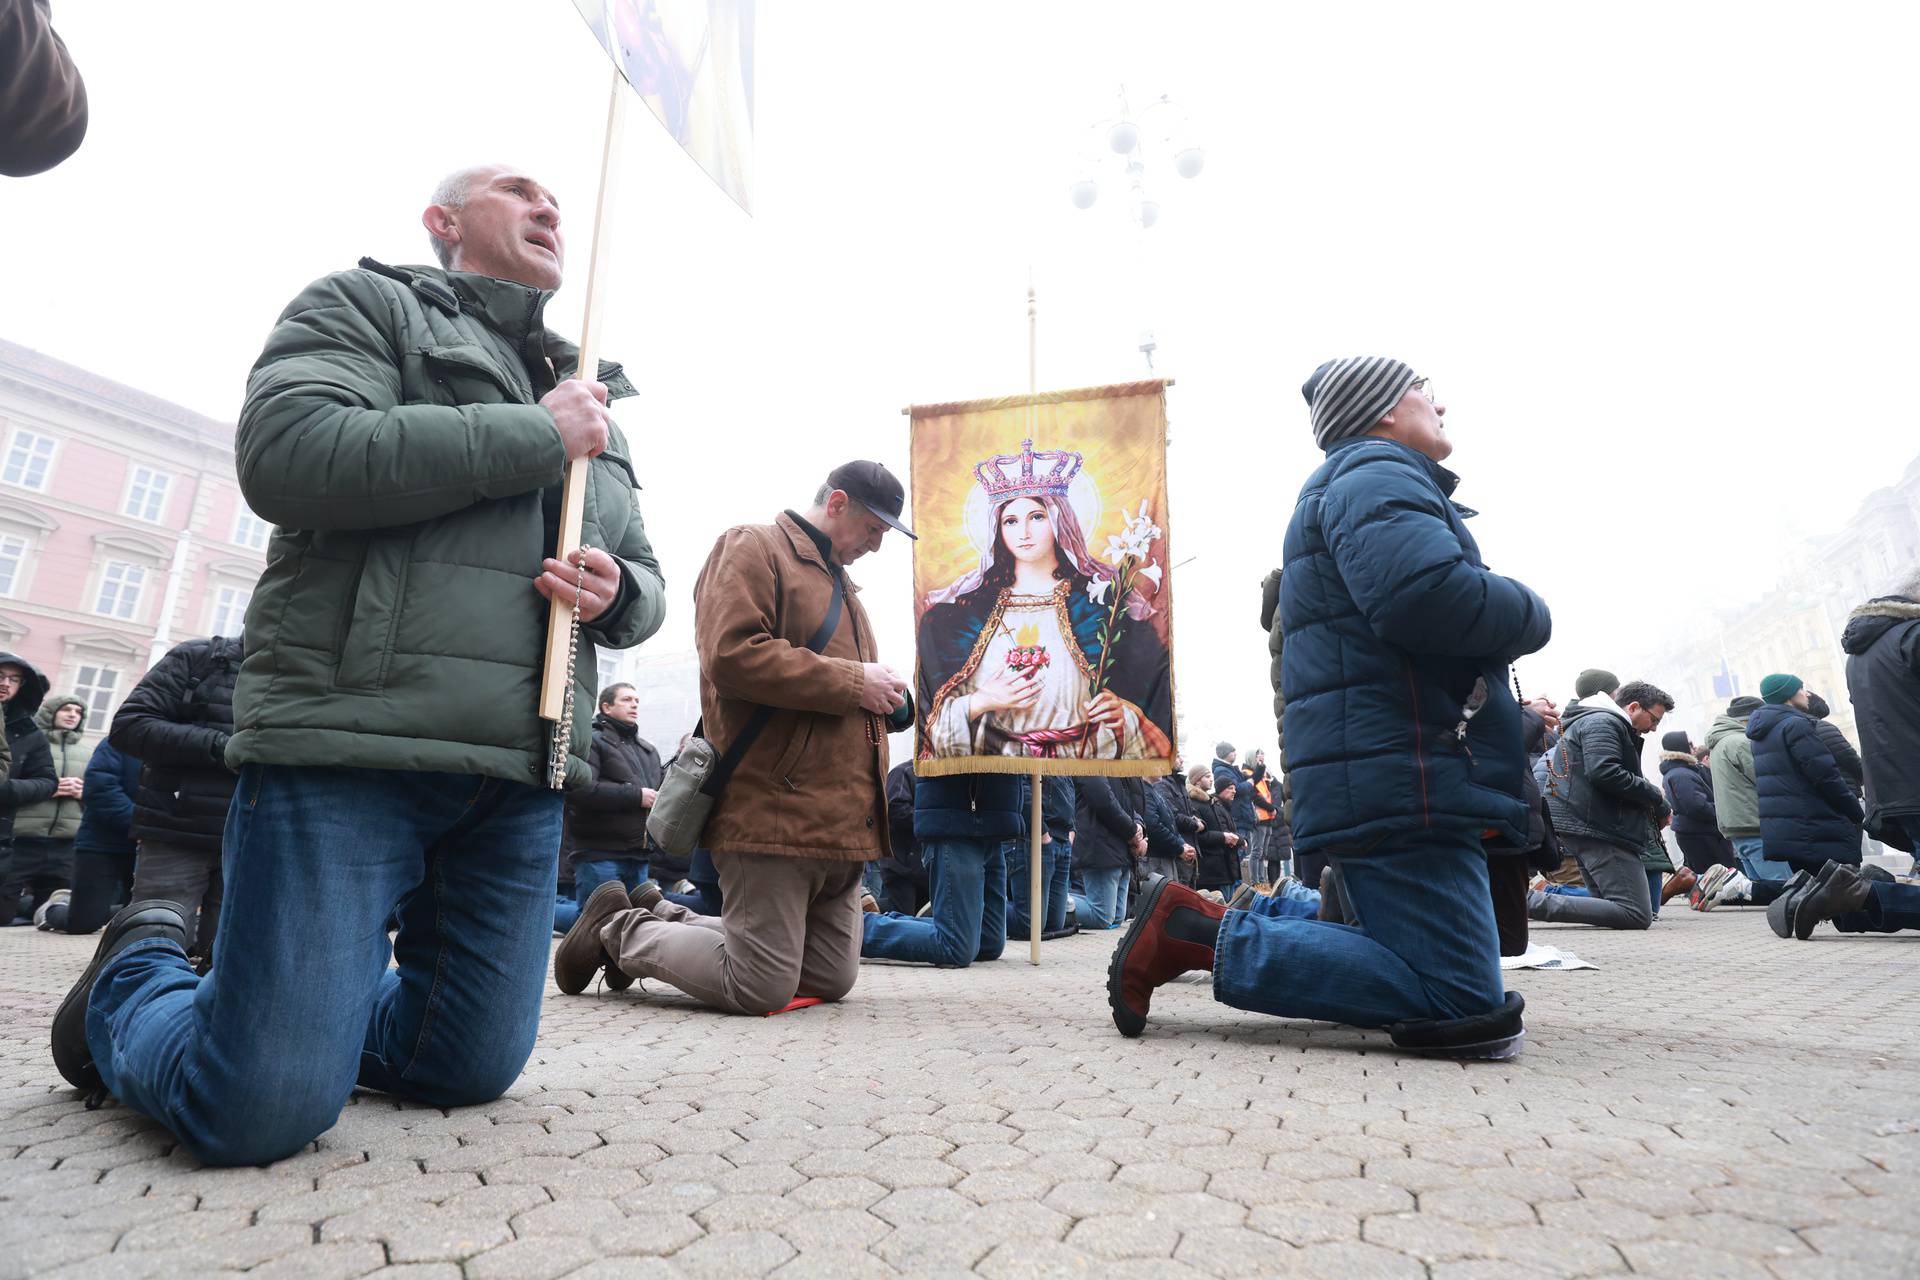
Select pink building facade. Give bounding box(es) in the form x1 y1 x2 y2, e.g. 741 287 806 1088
0 339 265 727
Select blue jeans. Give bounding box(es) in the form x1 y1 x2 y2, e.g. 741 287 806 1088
1214 830 1504 1028
1075 866 1129 929
1246 881 1321 919
663 880 723 915
1732 835 1791 882
553 893 580 932
1834 880 1920 933
574 855 646 910
88 765 562 1167
1005 839 1060 937
861 838 1008 967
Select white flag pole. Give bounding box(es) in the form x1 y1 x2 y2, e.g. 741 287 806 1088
540 67 630 725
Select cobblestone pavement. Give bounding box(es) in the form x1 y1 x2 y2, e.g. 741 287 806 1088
3 905 1918 1279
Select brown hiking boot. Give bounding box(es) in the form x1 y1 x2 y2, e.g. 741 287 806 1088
554 882 634 995
1107 876 1226 1038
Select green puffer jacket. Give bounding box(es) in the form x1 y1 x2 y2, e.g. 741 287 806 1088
13 694 93 840
1705 712 1759 837
228 260 667 788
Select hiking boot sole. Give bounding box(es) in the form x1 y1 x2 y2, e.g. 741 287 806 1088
1107 874 1174 1039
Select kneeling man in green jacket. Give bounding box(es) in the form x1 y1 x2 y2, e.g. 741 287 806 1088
52 165 667 1165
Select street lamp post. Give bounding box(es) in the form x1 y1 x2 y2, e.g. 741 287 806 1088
1065 87 1205 369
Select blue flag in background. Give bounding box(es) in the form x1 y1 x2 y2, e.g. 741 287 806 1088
1711 658 1738 699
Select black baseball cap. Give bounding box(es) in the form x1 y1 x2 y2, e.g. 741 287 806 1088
827 460 916 540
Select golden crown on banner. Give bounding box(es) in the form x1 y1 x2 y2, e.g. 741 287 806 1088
973 438 1083 503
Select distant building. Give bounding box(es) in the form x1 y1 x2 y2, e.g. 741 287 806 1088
1634 452 1920 749
0 339 266 724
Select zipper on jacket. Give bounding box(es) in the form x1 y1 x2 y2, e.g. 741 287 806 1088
1402 658 1431 826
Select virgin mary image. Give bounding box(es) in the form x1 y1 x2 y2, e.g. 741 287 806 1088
918 438 1172 764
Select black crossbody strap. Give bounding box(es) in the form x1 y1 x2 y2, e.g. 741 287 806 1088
700 569 847 798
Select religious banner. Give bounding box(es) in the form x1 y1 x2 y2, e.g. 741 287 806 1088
910 381 1177 778
572 0 756 211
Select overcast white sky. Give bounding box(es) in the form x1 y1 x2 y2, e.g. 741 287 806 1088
6 1 1916 756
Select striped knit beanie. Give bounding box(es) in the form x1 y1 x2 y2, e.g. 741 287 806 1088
1302 356 1419 450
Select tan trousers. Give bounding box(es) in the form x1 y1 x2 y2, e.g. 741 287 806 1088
600 850 865 1015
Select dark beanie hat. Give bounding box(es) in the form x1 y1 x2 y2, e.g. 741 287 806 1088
1727 696 1762 717
1660 730 1691 753
1303 356 1419 450
1806 691 1831 720
1574 668 1620 699
1760 673 1804 705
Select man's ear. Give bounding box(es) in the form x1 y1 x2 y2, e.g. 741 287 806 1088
423 205 458 255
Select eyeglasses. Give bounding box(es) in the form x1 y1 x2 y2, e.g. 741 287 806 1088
1411 377 1435 402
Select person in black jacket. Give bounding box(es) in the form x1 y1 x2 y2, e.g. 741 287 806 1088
1843 587 1920 851
1073 775 1144 929
861 773 1024 967
1802 692 1864 795
1188 768 1242 898
46 739 141 935
1659 729 1733 874
1153 765 1202 887
1008 776 1078 939
876 762 927 916
1747 674 1863 875
1530 680 1673 930
109 636 242 960
562 683 663 912
1486 702 1563 955
0 653 59 924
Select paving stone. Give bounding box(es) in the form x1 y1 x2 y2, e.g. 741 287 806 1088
2 916 1918 1278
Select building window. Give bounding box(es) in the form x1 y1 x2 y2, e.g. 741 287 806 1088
233 509 271 552
2 429 56 492
596 652 620 697
124 465 173 522
0 533 24 595
209 584 251 638
95 561 146 620
71 664 120 725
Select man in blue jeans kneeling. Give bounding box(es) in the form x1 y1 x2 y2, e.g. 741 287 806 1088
861 771 1025 967
1108 356 1551 1058
48 164 668 1164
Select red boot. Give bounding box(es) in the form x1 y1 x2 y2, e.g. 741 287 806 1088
1107 876 1226 1038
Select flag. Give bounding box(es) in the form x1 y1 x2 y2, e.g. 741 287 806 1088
909 381 1177 778
572 0 755 211
1711 658 1738 699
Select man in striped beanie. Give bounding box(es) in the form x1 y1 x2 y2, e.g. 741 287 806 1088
1108 354 1552 1059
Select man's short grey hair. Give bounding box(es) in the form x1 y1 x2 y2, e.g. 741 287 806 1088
426 166 486 269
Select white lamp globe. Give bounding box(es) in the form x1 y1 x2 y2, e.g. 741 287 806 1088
1174 147 1206 179
1133 198 1161 229
1107 119 1140 154
1068 179 1098 209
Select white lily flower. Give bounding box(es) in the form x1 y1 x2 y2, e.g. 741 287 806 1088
1087 577 1111 605
1138 562 1163 587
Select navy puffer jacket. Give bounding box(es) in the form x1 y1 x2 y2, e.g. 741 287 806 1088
1659 754 1718 838
1279 439 1551 854
1747 703 1864 871
912 773 1028 843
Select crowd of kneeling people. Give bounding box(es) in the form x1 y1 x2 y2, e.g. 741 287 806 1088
14 162 1920 1169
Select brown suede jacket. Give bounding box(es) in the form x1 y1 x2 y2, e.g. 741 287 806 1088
693 512 890 860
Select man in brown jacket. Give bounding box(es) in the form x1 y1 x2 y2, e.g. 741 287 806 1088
555 462 912 1013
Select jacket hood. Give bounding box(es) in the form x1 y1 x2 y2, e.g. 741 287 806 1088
1843 596 1920 655
593 713 639 738
0 650 49 718
1705 713 1749 752
1658 751 1698 767
1562 695 1628 728
1187 784 1213 802
1745 703 1802 742
35 693 87 738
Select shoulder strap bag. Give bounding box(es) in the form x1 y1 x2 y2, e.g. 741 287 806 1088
646 570 846 857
